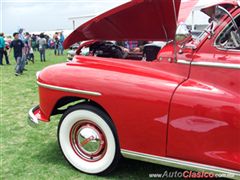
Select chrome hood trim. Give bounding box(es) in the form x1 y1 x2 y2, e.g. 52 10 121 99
37 81 102 96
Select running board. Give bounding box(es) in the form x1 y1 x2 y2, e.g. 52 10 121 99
121 149 240 179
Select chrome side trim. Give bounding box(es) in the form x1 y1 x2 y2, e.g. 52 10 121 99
121 149 240 179
215 46 240 52
37 81 102 96
177 59 191 65
177 59 240 69
191 61 240 69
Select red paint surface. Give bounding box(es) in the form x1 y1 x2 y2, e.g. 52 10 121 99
168 8 240 170
63 0 181 48
33 1 240 172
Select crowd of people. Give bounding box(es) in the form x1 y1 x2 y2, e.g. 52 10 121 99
0 29 65 76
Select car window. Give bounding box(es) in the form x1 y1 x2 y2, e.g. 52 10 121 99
215 13 240 50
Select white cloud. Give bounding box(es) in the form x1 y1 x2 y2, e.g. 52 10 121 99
2 0 128 34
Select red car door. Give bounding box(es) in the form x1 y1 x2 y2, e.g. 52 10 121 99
167 9 240 171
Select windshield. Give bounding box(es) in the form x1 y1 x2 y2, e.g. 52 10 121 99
176 4 238 47
215 10 240 50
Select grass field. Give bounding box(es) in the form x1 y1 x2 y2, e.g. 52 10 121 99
1 50 182 180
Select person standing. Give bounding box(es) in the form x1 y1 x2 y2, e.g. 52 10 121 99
9 32 25 76
59 31 65 55
44 35 50 49
0 33 9 65
0 32 5 65
53 32 60 55
3 41 10 65
37 33 47 62
28 46 34 63
18 28 27 71
31 34 37 51
18 28 25 41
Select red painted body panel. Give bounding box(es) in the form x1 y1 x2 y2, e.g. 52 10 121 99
168 9 240 170
33 0 240 173
38 56 190 156
63 0 181 48
33 106 48 122
168 67 240 170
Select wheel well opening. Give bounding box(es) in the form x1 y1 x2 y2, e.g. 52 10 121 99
51 96 111 120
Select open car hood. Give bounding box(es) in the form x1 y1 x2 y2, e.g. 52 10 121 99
63 0 181 49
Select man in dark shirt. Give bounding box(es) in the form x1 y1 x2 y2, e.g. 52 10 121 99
10 32 24 76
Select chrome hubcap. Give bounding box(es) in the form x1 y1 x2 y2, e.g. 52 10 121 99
70 121 106 161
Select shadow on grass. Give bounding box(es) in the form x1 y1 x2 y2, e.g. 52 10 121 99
110 158 184 179
34 141 184 179
33 141 69 167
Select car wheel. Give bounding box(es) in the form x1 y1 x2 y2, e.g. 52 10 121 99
58 104 120 175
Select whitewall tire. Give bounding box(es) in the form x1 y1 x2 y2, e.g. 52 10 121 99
58 104 120 175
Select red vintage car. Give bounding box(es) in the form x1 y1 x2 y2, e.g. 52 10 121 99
28 0 240 178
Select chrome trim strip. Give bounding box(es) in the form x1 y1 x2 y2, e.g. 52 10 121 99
121 149 240 179
191 61 240 69
177 59 240 69
177 59 191 65
28 106 39 125
37 81 102 96
28 105 42 128
36 71 41 79
215 45 240 52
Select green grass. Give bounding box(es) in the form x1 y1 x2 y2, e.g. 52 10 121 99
1 50 182 180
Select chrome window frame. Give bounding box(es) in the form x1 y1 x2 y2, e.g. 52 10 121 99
214 13 240 52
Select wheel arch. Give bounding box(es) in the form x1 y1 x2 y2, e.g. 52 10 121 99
51 96 113 123
51 96 121 152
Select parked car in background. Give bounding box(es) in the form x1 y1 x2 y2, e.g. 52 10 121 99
29 0 240 179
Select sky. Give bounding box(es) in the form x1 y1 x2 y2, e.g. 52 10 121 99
1 0 128 34
1 0 210 35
